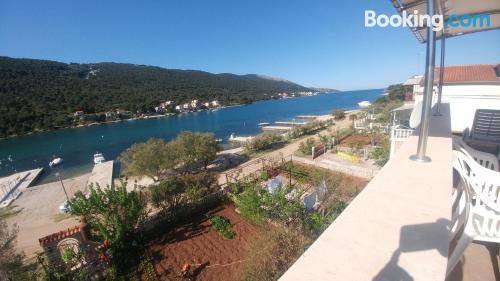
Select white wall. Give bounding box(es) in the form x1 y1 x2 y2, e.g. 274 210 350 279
414 84 500 133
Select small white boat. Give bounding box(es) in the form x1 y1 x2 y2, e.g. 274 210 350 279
49 157 63 167
358 101 372 108
93 153 105 164
258 122 270 126
215 138 223 143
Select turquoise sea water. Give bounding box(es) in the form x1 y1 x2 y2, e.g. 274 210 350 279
0 89 382 181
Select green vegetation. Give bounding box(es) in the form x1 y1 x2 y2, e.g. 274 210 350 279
243 133 286 153
0 56 310 138
332 108 346 120
0 208 34 281
370 136 390 167
287 120 332 139
68 181 146 278
242 226 311 281
210 215 235 239
297 137 317 156
119 132 220 180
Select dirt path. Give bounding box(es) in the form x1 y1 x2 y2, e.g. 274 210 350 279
218 115 354 185
6 173 91 256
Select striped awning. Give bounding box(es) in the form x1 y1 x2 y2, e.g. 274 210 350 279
390 0 500 43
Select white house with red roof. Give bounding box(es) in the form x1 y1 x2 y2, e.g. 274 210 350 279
409 64 500 132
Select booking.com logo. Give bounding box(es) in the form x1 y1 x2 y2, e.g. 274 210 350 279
365 10 491 31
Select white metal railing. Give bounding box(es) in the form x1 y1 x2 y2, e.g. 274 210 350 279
391 128 415 140
354 117 367 129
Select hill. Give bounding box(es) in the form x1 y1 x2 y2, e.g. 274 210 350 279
0 56 311 137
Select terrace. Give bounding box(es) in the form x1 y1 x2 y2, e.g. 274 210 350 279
280 0 500 280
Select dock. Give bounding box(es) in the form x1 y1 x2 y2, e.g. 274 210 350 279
274 121 307 126
0 168 43 207
87 161 114 189
261 126 293 131
296 115 320 119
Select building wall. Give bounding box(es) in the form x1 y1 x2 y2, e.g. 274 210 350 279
414 84 500 133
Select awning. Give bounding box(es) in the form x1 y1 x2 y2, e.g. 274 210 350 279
390 0 500 43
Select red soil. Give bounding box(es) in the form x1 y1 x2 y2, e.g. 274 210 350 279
147 205 258 281
340 134 382 146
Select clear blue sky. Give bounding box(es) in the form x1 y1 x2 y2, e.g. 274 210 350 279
0 0 499 90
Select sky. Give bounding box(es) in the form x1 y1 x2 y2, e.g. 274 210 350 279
0 0 499 90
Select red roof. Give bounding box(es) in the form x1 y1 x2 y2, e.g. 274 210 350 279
39 226 82 246
435 64 499 83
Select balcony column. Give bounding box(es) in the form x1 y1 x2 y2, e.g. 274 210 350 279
410 0 437 163
434 35 445 116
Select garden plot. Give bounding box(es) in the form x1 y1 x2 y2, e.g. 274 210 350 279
147 204 257 281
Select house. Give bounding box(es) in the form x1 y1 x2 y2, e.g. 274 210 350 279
73 110 84 117
190 99 199 109
403 75 424 100
182 103 190 110
410 64 500 132
203 102 210 108
211 100 219 107
175 105 181 111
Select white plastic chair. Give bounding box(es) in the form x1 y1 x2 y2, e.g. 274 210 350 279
447 150 500 276
453 136 499 172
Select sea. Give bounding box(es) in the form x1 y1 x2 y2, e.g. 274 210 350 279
0 89 382 182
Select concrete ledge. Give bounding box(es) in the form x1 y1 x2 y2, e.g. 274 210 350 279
279 104 452 281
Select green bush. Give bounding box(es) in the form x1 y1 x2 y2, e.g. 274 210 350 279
370 137 390 167
244 133 285 153
210 215 235 239
332 108 346 120
236 185 265 225
298 137 317 155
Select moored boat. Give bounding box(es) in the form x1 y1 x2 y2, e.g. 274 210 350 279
93 153 105 164
49 157 63 167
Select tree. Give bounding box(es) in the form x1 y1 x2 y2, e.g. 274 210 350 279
172 131 220 173
0 208 32 281
119 138 177 181
150 177 186 211
68 181 146 277
332 108 346 120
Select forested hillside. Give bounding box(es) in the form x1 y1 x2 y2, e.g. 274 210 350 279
0 57 310 137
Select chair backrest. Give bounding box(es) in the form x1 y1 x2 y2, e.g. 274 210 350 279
453 150 500 238
471 109 500 142
453 136 499 172
452 150 500 213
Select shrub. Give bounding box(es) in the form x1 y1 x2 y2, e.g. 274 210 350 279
298 137 317 156
332 108 346 120
370 136 390 167
242 226 311 281
236 185 265 225
210 215 235 239
244 133 285 153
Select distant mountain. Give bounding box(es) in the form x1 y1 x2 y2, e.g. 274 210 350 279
0 56 311 137
309 87 339 93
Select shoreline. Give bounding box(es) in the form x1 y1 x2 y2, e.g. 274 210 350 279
0 91 359 141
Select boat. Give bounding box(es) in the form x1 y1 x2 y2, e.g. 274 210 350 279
215 138 223 143
93 153 105 164
49 157 63 167
358 101 372 108
258 122 270 126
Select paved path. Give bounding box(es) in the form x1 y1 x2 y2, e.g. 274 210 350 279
87 161 114 188
218 116 354 185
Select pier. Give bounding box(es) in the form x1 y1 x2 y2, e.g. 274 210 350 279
295 115 320 119
261 126 293 131
0 168 43 207
87 161 114 189
274 121 307 126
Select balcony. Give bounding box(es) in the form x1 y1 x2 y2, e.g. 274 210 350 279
279 103 499 281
